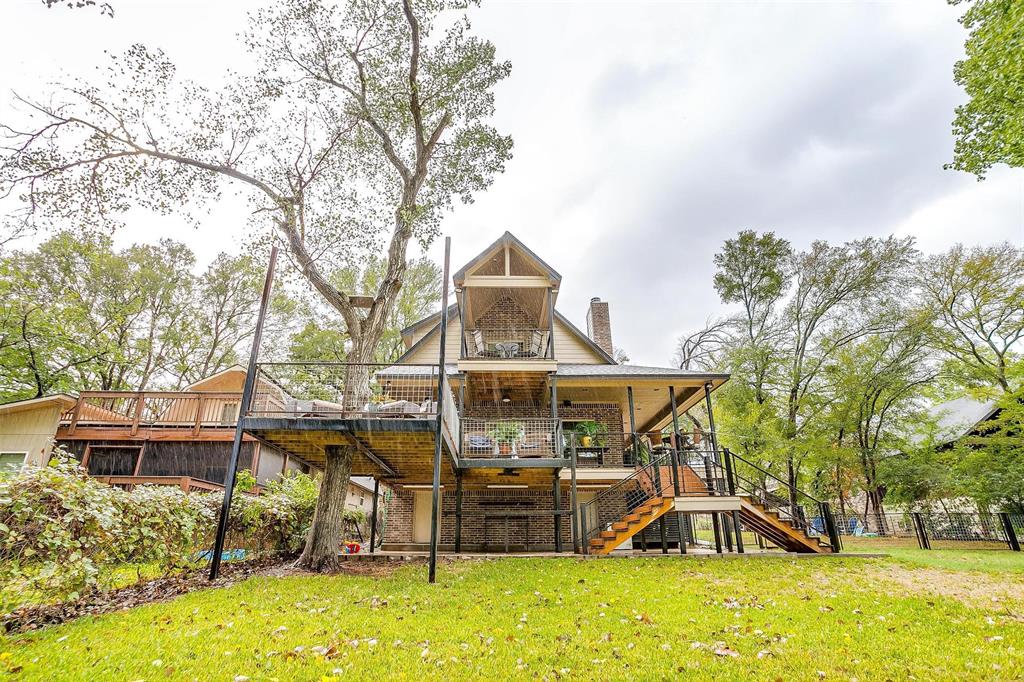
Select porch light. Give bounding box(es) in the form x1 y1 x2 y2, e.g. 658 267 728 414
501 393 511 403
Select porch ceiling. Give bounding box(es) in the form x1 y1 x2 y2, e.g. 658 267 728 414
242 417 459 485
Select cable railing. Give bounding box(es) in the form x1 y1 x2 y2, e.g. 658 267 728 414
462 327 552 359
723 448 841 551
247 362 446 419
577 450 675 553
460 418 559 458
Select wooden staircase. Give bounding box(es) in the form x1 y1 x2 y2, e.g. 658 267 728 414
586 463 834 555
588 494 676 555
738 497 832 553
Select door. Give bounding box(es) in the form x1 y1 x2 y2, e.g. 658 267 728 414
413 490 441 543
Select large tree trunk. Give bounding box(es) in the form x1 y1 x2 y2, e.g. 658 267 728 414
297 444 355 572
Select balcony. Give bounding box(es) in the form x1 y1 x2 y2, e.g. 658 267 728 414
460 418 562 462
461 327 552 361
60 391 243 437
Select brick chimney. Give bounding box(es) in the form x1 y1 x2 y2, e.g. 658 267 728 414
586 297 613 357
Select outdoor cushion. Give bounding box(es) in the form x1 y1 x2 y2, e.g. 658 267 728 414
468 435 492 450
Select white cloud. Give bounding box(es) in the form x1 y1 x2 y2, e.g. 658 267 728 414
1 0 1021 366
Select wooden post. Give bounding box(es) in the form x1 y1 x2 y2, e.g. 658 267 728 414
369 479 380 554
428 237 452 584
550 374 559 457
546 287 555 359
193 396 205 436
68 395 83 436
626 386 638 467
209 246 278 581
458 289 468 359
130 392 144 436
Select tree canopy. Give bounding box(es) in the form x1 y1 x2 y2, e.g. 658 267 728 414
948 0 1024 177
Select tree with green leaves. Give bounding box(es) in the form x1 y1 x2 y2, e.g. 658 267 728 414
948 0 1024 177
820 319 936 530
776 236 918 510
288 255 440 362
1 0 511 571
0 233 292 400
917 242 1024 394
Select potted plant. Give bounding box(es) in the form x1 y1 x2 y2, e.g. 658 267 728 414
488 420 525 456
575 421 607 448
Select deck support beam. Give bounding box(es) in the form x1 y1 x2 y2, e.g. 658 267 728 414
553 474 562 553
428 237 452 584
369 478 380 554
570 434 580 553
668 386 687 554
210 246 278 581
454 473 464 553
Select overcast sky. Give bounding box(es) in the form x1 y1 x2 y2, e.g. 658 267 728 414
2 0 1022 366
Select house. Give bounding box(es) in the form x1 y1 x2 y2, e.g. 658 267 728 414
0 366 317 491
242 233 838 555
0 394 78 471
929 396 1002 449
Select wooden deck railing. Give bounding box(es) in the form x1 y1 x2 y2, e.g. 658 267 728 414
61 391 244 435
91 475 225 493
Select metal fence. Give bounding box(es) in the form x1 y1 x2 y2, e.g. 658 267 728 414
828 511 1022 551
249 362 446 418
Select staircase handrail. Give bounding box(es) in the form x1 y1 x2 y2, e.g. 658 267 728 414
725 448 837 544
577 451 674 552
726 449 824 505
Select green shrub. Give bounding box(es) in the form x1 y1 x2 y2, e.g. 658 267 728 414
0 456 124 600
0 455 330 607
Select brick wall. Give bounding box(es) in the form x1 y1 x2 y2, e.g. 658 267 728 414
382 485 573 551
474 294 537 328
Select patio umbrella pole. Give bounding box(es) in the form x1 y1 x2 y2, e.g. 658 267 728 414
209 246 278 581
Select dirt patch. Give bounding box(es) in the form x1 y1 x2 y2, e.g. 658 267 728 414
332 557 427 578
2 557 290 634
867 563 1024 609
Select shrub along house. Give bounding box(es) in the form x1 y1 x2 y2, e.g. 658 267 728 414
241 233 841 556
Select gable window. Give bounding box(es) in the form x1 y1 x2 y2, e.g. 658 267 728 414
0 452 27 474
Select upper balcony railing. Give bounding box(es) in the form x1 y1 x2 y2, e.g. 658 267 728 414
462 327 552 360
461 418 560 458
247 362 461 450
60 391 243 435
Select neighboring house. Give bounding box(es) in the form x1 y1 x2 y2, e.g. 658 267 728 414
347 476 378 516
0 394 78 471
929 396 1002 450
242 232 836 555
0 366 316 491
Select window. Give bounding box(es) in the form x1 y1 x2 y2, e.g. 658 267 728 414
0 452 27 474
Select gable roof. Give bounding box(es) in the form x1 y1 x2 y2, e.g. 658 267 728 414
930 396 1001 445
553 311 616 364
0 394 78 415
183 365 247 391
453 231 562 284
399 303 458 345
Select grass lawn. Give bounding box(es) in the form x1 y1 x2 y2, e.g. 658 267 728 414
4 553 1024 680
